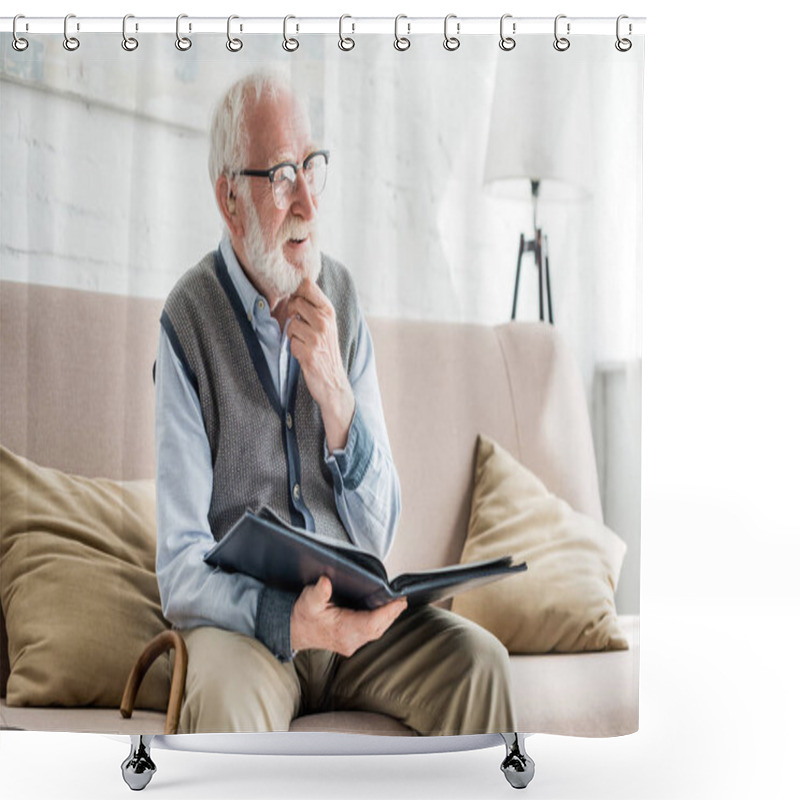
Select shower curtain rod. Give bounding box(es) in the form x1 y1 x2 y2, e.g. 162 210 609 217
1 15 646 37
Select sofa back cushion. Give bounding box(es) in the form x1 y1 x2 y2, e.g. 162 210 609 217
371 319 603 576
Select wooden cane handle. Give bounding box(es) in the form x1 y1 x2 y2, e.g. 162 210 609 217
120 630 188 735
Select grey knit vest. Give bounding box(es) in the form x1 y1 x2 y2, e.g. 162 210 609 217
161 249 359 542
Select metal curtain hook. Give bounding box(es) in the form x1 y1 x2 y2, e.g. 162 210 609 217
227 15 243 52
394 14 410 51
499 14 516 51
63 13 80 51
615 14 632 51
338 14 355 51
12 14 29 51
553 14 570 52
122 14 139 51
283 15 299 51
176 14 192 51
443 14 460 51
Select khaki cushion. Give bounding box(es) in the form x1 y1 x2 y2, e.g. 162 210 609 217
0 446 169 709
451 435 628 653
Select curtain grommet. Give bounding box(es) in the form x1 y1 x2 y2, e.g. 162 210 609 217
553 14 570 52
121 14 139 52
175 14 192 51
283 15 299 52
394 15 411 51
499 14 516 51
615 15 633 52
226 15 243 52
338 14 355 51
443 14 460 51
12 14 29 52
63 13 80 52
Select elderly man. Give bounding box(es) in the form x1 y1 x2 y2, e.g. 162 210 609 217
155 72 514 735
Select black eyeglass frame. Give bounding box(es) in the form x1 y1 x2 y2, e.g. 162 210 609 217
234 149 330 187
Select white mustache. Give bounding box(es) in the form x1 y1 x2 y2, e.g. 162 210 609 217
280 218 314 243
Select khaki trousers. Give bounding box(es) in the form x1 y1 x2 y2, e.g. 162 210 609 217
177 605 515 735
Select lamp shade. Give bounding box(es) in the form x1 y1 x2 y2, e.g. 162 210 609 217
483 49 595 202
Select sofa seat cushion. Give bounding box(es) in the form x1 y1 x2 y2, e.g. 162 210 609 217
289 711 416 735
0 698 166 734
510 615 639 736
0 704 414 737
3 616 638 736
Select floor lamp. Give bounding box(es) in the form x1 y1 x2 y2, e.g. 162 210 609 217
483 57 590 325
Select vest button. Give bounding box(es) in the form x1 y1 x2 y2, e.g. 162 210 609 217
286 412 293 429
292 483 301 502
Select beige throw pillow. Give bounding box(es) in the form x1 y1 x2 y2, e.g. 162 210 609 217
0 445 170 709
451 435 629 653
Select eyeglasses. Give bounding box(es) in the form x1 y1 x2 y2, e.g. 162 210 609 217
235 150 329 210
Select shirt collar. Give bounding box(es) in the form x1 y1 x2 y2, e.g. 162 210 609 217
219 235 269 322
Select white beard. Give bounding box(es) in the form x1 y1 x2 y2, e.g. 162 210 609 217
242 197 321 298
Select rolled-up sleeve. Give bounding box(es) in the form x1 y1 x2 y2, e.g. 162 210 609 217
324 313 401 560
155 329 296 661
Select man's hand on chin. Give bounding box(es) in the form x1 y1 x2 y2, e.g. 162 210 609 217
285 278 356 451
290 576 407 658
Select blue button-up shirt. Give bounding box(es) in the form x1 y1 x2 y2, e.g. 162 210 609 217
154 237 401 660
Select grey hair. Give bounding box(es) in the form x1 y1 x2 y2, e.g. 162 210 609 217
207 71 293 188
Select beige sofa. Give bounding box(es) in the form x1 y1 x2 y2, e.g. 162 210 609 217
0 278 638 737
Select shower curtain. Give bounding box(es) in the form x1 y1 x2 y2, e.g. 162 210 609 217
0 20 643 745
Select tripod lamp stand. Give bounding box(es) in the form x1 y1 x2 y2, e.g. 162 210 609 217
511 181 553 322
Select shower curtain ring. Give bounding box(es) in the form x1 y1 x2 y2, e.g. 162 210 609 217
443 14 460 51
122 14 139 51
175 14 192 51
394 15 411 51
12 15 29 52
338 15 355 51
283 15 299 51
226 15 243 52
499 14 516 51
553 14 570 52
615 15 633 51
63 14 80 51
